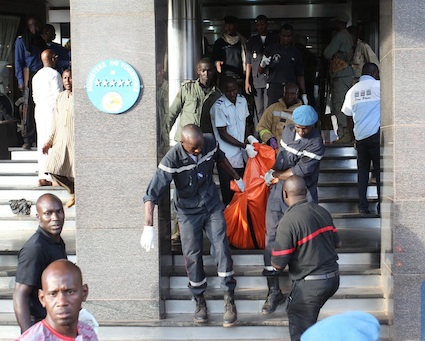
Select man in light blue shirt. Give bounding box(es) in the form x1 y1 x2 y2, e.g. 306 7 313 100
210 76 256 205
342 62 380 214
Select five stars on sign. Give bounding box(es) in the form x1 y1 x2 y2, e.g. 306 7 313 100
96 79 132 87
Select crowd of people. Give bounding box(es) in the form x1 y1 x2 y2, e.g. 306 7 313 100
147 13 381 341
11 12 381 341
13 15 75 207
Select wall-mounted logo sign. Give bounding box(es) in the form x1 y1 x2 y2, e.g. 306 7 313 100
86 60 142 114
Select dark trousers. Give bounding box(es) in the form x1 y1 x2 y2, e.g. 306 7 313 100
217 166 244 206
253 87 268 123
177 207 236 296
286 275 340 341
51 174 75 194
24 72 36 144
356 131 380 212
267 83 284 106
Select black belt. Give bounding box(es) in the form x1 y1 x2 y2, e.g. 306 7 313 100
304 270 339 281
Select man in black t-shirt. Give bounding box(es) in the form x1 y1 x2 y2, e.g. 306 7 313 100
13 193 67 334
272 175 341 341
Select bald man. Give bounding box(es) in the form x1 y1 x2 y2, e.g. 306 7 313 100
32 49 63 186
271 175 341 341
17 259 98 340
142 124 244 327
13 193 67 334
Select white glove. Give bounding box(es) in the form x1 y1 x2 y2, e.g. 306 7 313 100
262 169 275 186
235 178 245 192
247 135 259 144
245 144 258 158
260 55 271 68
140 226 155 252
301 94 308 105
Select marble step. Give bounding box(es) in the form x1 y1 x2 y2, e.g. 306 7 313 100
323 146 357 158
0 201 75 217
317 184 377 198
9 148 37 161
9 146 356 162
319 200 380 214
0 312 391 340
164 286 384 312
172 253 379 267
0 187 69 202
0 223 76 255
0 175 39 186
168 266 381 289
0 160 38 174
0 283 385 314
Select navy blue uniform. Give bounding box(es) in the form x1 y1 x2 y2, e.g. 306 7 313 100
263 44 304 105
144 135 236 295
14 35 46 145
264 125 324 274
246 32 279 119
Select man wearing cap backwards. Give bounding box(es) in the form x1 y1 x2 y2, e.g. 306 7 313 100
272 175 341 341
212 15 247 88
324 13 354 144
245 15 279 122
260 105 325 317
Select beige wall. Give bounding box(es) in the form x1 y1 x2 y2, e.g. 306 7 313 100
71 0 163 320
381 0 425 339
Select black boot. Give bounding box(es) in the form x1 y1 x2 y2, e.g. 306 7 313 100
262 277 284 315
223 291 237 327
193 294 208 323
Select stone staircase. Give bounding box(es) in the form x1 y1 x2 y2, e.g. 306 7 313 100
0 146 390 340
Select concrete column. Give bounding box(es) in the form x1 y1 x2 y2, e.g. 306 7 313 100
70 0 163 320
380 0 425 339
167 0 202 100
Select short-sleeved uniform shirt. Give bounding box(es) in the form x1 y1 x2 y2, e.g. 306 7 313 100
342 75 380 141
15 227 67 318
210 94 249 168
263 43 304 85
271 200 340 280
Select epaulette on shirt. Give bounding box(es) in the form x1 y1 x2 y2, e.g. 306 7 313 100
181 80 195 86
215 98 225 105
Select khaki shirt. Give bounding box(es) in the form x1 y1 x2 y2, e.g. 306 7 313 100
256 98 302 143
169 79 219 141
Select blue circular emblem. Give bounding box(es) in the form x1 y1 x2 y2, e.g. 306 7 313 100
86 60 142 114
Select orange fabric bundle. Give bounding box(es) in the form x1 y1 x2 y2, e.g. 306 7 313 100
226 143 276 249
